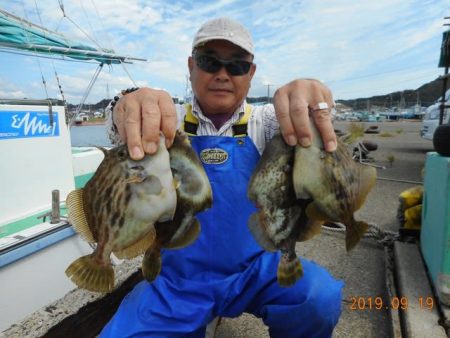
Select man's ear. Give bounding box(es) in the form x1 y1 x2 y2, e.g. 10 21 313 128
248 63 256 80
188 56 194 74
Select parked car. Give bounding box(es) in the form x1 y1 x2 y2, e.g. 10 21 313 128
421 89 450 141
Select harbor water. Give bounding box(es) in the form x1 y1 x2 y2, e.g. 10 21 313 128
70 124 112 147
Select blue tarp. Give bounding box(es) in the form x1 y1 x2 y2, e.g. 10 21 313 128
0 10 122 64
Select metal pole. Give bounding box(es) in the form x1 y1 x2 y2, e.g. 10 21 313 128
51 190 61 224
70 63 104 126
439 66 448 126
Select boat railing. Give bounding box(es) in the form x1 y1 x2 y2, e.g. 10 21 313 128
0 98 66 106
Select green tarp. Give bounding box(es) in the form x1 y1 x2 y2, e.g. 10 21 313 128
0 10 121 64
438 30 450 68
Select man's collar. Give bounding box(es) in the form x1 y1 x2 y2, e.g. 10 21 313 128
192 97 246 121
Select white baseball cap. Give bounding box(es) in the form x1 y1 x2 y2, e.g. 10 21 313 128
192 17 254 55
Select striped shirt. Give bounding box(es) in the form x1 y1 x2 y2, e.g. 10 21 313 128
106 96 280 154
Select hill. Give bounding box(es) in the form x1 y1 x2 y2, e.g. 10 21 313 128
336 77 445 111
65 77 447 112
67 99 111 112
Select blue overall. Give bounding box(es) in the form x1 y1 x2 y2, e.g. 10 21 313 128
100 132 343 338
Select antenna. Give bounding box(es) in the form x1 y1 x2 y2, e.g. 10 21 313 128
262 80 272 104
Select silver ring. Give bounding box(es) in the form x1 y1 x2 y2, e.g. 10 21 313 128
309 102 329 112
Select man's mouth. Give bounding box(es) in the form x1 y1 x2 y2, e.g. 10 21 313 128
209 88 232 93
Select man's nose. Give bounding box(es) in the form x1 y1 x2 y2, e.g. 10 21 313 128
214 65 230 80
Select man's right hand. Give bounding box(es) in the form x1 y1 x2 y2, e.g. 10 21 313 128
112 87 178 160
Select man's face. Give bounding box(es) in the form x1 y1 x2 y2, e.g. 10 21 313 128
188 40 256 115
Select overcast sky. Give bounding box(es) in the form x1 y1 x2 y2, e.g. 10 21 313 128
0 0 449 105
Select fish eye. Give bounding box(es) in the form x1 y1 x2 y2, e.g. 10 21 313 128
130 165 145 171
117 147 129 160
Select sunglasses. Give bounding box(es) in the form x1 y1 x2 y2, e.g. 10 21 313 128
193 53 253 76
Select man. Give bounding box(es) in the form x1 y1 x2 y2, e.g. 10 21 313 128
101 17 343 338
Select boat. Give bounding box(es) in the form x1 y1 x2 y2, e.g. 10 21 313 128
74 112 90 125
0 6 146 334
0 98 104 330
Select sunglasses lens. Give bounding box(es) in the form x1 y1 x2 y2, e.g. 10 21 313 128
195 54 251 76
195 55 222 73
226 61 251 76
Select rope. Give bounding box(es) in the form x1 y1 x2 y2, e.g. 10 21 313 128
121 63 138 87
57 0 103 49
54 70 66 102
89 0 115 52
69 63 104 126
321 222 400 246
376 177 423 185
78 0 101 47
40 74 49 98
20 0 50 98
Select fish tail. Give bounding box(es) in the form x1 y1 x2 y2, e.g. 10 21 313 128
65 255 114 293
142 246 162 282
345 220 369 251
277 255 303 287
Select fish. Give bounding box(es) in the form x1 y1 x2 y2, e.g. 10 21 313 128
248 121 376 287
292 120 377 252
141 130 213 282
247 133 323 287
65 135 178 293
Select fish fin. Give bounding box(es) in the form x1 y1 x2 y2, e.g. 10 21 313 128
94 146 109 156
345 219 369 251
355 165 377 211
124 175 145 184
114 227 156 259
142 246 162 282
277 256 303 287
298 219 323 242
305 203 329 222
172 178 181 190
66 189 95 243
65 254 114 293
248 212 277 252
165 218 201 249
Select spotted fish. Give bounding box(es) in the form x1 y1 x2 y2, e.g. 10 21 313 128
141 130 213 282
247 133 323 287
248 121 376 286
65 131 211 292
293 121 377 251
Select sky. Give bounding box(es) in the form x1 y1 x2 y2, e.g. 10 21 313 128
0 0 449 106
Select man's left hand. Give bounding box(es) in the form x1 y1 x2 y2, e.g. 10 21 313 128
273 79 337 152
